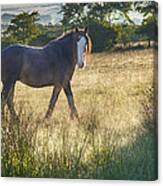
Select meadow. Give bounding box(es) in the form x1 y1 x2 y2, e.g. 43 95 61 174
1 48 157 180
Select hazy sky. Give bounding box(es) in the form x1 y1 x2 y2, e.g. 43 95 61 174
1 4 62 25
1 3 143 25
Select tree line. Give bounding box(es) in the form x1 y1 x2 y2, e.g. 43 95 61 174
2 1 158 52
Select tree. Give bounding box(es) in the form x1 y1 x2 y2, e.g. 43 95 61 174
136 15 157 47
134 1 158 47
134 1 157 18
4 11 40 44
60 2 133 29
59 3 87 30
59 2 133 52
87 20 116 52
30 24 63 46
114 24 136 48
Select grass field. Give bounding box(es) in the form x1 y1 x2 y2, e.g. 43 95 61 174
1 48 157 180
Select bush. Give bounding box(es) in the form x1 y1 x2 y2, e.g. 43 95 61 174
88 21 116 52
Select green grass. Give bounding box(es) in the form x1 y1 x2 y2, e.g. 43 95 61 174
1 48 157 180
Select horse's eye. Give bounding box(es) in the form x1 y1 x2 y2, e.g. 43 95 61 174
77 35 81 41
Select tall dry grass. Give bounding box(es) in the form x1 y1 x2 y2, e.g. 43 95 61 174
1 48 157 180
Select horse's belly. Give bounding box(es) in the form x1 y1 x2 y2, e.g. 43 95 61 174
20 63 54 87
20 78 54 88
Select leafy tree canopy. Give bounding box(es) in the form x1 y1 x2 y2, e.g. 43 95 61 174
3 11 40 44
60 2 134 30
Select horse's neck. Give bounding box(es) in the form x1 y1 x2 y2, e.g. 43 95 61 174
49 35 77 65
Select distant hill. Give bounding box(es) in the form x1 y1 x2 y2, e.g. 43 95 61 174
1 13 15 25
1 4 62 31
1 24 9 31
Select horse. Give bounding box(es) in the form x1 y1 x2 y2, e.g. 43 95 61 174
1 27 92 120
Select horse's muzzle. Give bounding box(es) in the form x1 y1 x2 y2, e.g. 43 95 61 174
78 62 84 68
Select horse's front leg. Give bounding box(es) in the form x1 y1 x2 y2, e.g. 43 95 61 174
63 82 79 120
45 86 62 119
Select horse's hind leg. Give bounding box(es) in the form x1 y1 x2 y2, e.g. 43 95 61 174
45 86 62 119
1 82 13 115
63 82 79 120
7 84 19 121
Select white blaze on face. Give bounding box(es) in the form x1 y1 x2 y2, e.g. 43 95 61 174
77 36 87 68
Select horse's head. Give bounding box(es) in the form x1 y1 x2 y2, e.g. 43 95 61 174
74 28 92 68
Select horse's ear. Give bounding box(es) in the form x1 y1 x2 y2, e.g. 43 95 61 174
75 27 79 32
84 27 88 33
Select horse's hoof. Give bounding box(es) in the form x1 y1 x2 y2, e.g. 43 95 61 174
44 114 51 121
70 114 80 123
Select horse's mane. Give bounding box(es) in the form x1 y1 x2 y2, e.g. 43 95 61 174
45 29 92 54
47 30 74 46
58 30 74 40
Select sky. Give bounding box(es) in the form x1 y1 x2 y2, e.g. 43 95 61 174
1 4 62 25
1 3 144 26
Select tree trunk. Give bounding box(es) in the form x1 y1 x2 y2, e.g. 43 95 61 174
148 39 151 48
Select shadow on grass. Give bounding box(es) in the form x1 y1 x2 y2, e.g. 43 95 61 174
1 109 157 180
114 45 158 53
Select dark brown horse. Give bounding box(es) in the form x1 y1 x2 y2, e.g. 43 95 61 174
1 28 92 120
